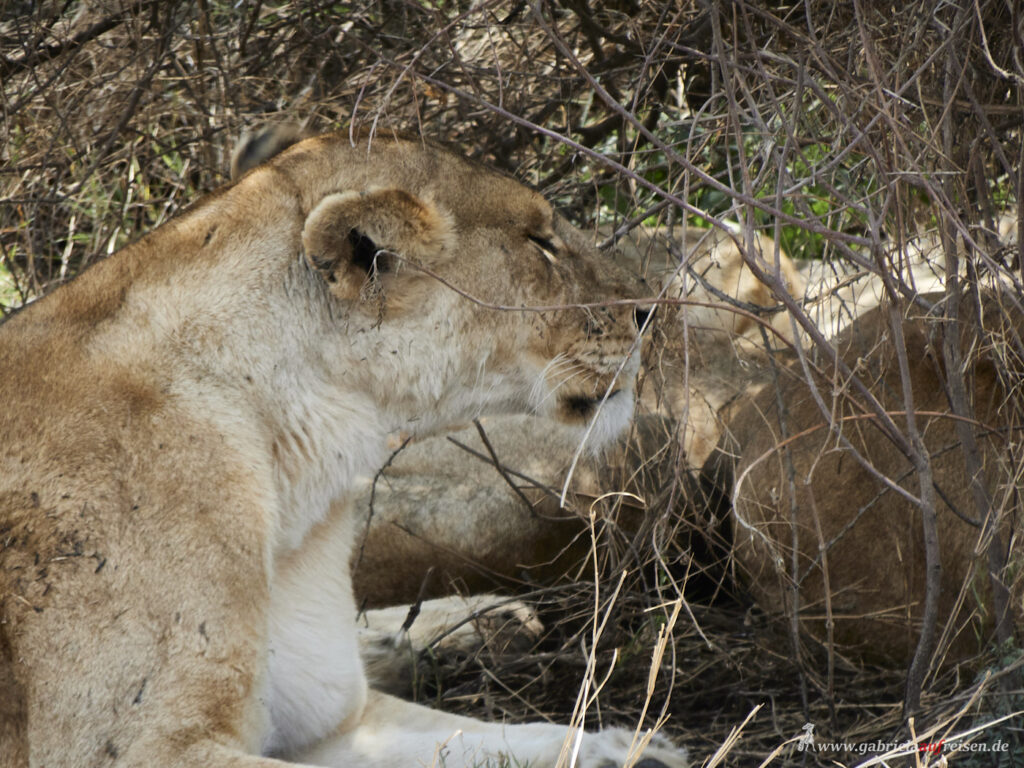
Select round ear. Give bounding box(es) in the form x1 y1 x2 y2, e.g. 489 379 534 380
301 188 453 305
230 124 305 179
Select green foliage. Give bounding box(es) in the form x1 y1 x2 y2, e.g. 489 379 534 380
589 110 881 262
0 258 18 309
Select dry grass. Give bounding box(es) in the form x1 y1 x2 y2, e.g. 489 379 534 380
2 1 1023 765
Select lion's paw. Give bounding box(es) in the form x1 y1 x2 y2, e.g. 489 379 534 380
359 594 543 695
425 594 543 655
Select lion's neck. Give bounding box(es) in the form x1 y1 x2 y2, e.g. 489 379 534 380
84 233 514 554
263 374 392 553
90 234 398 553
213 260 399 554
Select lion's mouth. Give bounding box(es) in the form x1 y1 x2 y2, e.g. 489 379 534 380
561 389 622 419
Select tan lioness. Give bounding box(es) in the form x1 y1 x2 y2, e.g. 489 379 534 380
707 292 1023 665
0 132 688 767
350 224 806 608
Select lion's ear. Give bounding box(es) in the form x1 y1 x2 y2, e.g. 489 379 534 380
230 124 305 179
301 188 452 304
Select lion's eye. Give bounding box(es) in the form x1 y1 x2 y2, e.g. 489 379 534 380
527 234 559 264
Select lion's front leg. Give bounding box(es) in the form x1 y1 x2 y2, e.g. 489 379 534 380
263 501 367 757
293 689 689 768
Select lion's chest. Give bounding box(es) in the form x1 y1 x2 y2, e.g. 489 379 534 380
260 501 366 757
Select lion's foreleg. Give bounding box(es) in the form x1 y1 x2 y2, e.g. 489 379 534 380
293 689 689 768
263 501 367 757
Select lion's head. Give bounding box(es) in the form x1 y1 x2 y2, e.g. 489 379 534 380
0 129 681 767
232 128 648 447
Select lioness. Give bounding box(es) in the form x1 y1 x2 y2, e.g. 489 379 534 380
0 132 687 767
351 224 806 608
705 292 1023 664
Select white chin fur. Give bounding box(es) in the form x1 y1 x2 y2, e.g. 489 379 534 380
579 389 636 456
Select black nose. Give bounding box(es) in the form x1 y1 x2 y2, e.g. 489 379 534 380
633 305 655 329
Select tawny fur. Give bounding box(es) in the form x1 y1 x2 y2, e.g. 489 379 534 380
349 225 804 608
706 293 1023 664
0 131 687 768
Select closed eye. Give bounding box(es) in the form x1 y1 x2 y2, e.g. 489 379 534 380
527 234 559 264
